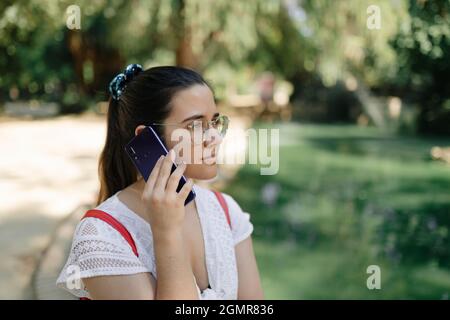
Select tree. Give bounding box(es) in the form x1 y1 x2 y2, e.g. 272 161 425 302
389 0 450 135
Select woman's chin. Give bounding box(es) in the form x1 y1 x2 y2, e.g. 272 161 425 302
185 164 218 180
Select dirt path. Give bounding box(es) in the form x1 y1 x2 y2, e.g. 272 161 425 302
0 113 105 299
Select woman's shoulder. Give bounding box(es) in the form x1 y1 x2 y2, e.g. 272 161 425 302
198 185 254 245
68 190 149 260
222 192 254 245
56 193 152 296
72 190 154 261
74 193 123 239
194 184 248 214
220 192 243 212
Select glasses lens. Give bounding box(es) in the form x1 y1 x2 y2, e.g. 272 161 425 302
190 120 204 143
189 116 229 141
215 115 229 136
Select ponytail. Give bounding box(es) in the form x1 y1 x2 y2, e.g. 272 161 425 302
96 98 136 205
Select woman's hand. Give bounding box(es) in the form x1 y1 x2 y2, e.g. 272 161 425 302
141 149 194 237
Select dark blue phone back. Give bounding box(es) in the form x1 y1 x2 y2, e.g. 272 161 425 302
124 125 196 206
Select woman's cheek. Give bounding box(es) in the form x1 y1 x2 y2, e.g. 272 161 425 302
165 134 193 164
190 143 203 164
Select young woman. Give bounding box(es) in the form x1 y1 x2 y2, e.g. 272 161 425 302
56 65 264 300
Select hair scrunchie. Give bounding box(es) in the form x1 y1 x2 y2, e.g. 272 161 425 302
108 63 143 100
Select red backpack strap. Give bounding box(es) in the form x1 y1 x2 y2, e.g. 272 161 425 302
212 191 232 230
81 209 139 257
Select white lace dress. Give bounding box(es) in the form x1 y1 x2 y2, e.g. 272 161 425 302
56 184 254 299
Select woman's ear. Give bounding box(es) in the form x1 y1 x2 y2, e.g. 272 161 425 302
134 125 146 137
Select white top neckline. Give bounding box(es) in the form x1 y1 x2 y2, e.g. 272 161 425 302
112 185 214 292
56 183 254 300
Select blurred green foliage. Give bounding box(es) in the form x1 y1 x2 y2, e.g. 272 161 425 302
0 0 449 132
389 0 450 134
225 122 450 299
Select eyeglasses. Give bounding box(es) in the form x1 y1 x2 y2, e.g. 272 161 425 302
151 114 230 139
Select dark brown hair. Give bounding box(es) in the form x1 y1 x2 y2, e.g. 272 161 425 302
97 66 210 205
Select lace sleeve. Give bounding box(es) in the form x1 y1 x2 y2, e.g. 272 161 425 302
222 193 254 246
56 217 152 298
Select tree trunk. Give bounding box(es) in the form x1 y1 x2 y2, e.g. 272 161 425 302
172 0 199 69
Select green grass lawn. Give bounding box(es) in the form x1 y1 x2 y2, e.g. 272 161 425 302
224 123 450 299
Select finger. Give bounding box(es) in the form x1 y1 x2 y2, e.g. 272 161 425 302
143 155 164 197
178 178 194 201
154 149 176 193
166 161 187 194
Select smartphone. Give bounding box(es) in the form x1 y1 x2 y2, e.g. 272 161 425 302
124 125 196 206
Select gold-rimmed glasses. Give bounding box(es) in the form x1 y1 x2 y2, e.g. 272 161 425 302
151 114 229 139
